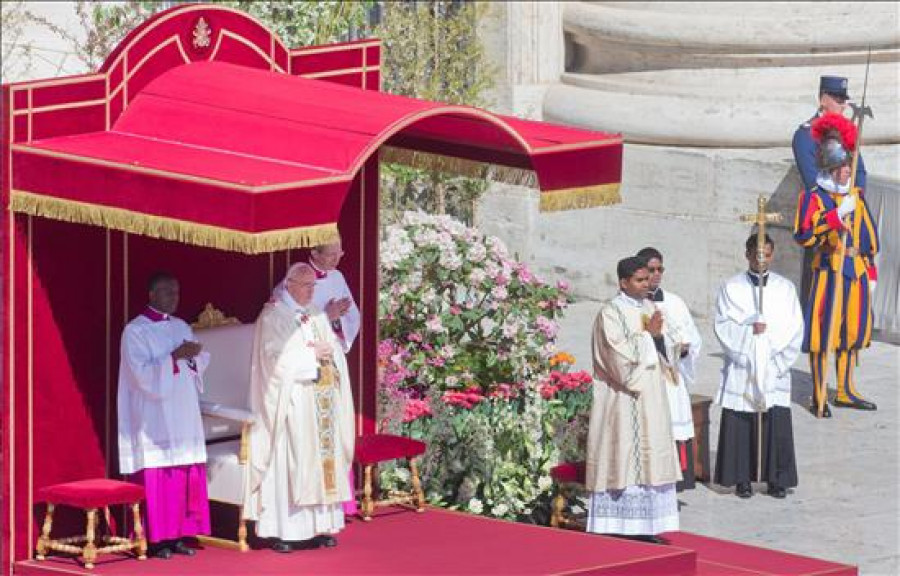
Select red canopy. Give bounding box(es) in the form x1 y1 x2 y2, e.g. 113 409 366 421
10 61 621 254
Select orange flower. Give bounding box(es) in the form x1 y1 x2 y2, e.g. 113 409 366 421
549 352 576 367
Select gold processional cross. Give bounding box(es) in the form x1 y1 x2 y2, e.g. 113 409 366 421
738 194 782 481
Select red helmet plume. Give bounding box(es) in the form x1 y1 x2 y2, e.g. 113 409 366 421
811 112 857 152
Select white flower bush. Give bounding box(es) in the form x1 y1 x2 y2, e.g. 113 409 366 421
377 212 593 522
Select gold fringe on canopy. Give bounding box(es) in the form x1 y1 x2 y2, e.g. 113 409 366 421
9 189 338 254
380 146 539 188
539 183 622 213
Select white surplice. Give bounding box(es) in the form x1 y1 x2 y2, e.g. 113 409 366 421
311 263 360 354
117 313 210 474
714 271 804 412
245 291 355 541
654 289 703 441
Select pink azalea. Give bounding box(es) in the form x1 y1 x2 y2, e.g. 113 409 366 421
517 264 534 284
402 398 432 422
556 279 570 292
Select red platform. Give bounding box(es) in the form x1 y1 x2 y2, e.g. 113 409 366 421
14 507 855 575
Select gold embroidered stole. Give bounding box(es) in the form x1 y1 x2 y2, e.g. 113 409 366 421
310 318 339 497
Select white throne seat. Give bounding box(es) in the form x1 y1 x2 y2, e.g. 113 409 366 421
193 306 256 551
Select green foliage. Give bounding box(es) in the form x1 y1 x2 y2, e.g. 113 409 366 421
1 0 35 82
376 1 496 225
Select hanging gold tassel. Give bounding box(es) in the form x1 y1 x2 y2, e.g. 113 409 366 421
10 189 338 254
539 183 622 212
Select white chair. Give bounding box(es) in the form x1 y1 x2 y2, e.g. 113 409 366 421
193 305 256 551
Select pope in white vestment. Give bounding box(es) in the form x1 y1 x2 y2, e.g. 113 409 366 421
713 235 804 499
585 257 681 541
117 273 210 557
245 263 355 551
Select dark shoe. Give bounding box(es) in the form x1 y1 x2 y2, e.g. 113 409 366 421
767 484 787 499
291 537 324 551
809 402 832 418
832 398 877 411
171 539 196 556
313 535 337 548
736 482 752 499
149 543 173 560
271 540 293 554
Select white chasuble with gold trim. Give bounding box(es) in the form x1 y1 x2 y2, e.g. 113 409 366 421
245 298 355 540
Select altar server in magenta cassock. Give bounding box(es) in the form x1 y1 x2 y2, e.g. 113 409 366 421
245 263 355 553
309 236 360 516
585 256 681 544
117 272 211 559
713 234 804 500
636 247 703 491
792 112 879 416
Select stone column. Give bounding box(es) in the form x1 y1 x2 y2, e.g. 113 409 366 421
480 2 564 119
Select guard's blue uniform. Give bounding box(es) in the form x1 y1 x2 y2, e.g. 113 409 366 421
791 113 867 193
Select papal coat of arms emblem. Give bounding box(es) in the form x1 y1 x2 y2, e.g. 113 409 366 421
192 17 211 50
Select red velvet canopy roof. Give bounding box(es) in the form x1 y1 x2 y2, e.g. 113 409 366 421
8 21 621 254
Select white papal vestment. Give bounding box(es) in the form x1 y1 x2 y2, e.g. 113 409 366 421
244 291 355 541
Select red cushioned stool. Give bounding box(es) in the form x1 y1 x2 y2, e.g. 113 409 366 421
35 479 147 568
549 461 586 530
354 434 427 521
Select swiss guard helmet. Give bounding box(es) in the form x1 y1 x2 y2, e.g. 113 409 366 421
811 112 857 171
818 138 850 171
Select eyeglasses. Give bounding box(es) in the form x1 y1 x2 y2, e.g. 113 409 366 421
647 266 665 273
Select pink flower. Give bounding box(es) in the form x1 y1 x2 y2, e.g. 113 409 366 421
403 398 432 422
517 264 534 284
556 279 570 292
450 305 462 315
408 332 423 342
536 316 559 339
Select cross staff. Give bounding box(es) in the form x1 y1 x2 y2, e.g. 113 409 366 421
739 194 782 479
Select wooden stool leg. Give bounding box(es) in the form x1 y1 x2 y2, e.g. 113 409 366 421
237 514 249 552
132 502 147 560
83 508 98 569
409 458 426 512
361 464 374 521
35 503 55 560
551 489 565 528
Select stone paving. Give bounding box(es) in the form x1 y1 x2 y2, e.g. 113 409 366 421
557 300 900 575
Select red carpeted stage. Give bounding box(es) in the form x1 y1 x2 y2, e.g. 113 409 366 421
14 507 856 575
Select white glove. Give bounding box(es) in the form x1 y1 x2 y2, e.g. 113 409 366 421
837 194 857 219
870 279 877 297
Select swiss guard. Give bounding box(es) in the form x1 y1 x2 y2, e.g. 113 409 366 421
792 111 879 417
